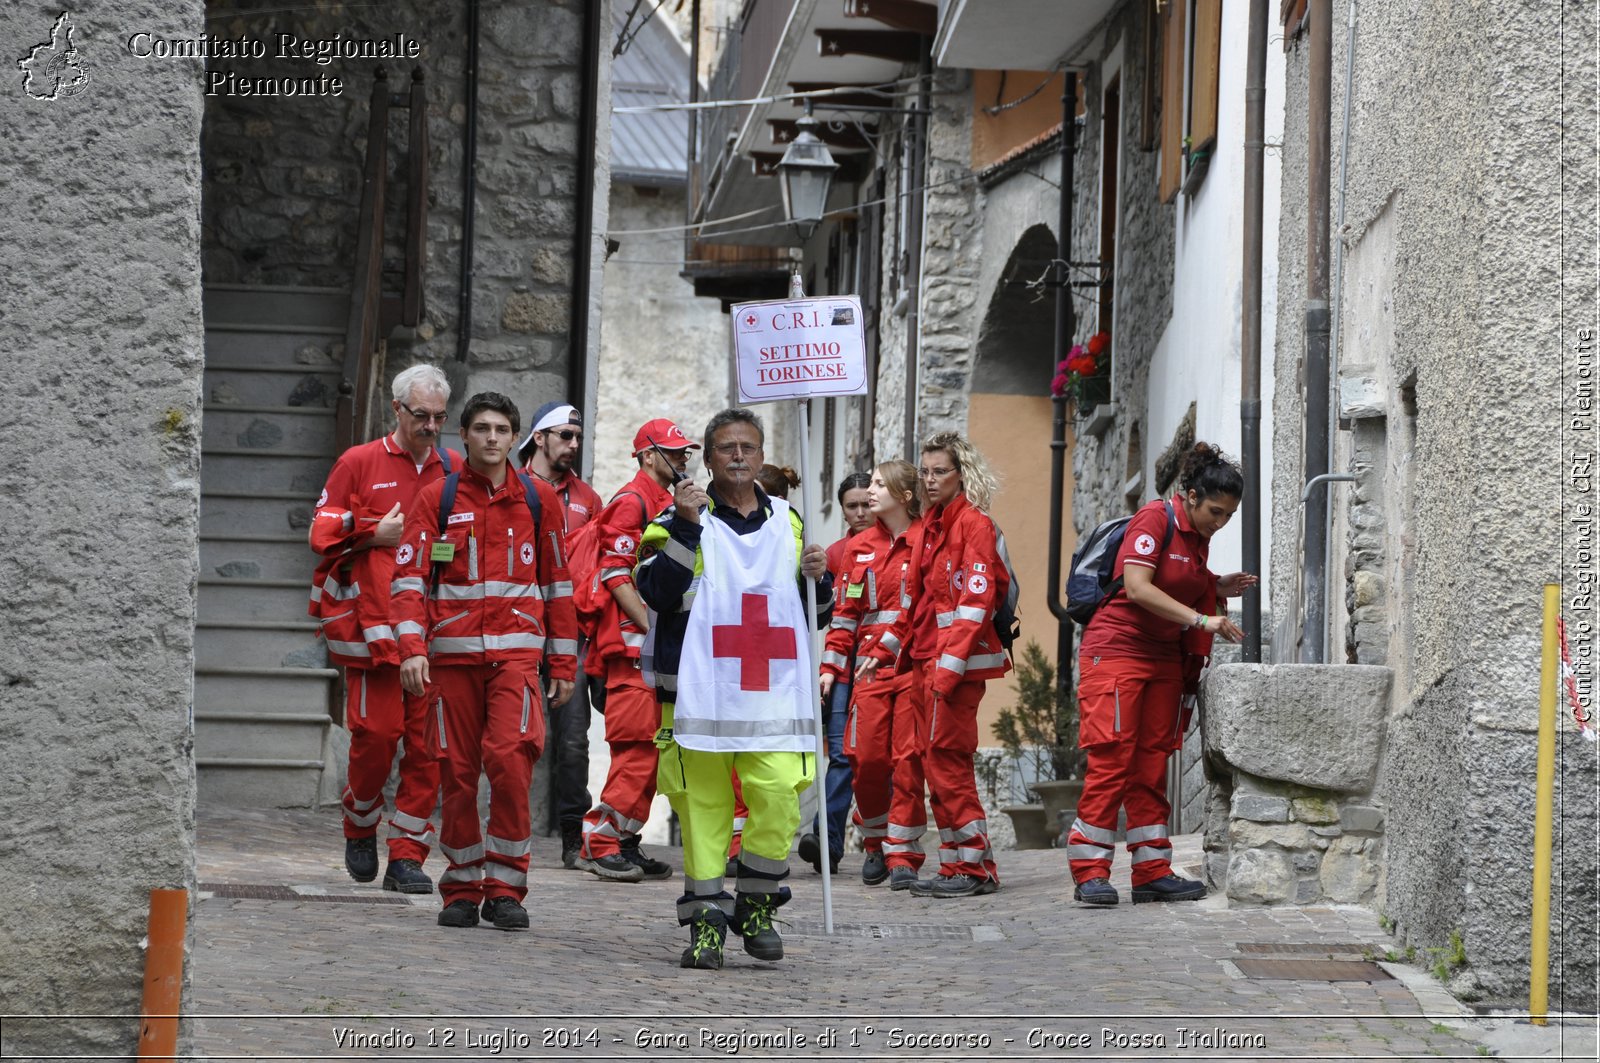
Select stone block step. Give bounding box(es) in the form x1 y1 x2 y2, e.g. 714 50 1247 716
201 450 334 498
197 761 326 810
200 533 318 581
199 577 314 623
205 363 341 409
200 491 315 539
205 327 344 369
203 405 338 454
194 711 329 762
204 284 348 331
195 666 338 716
196 620 327 670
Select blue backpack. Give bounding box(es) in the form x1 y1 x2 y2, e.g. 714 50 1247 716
1065 500 1175 626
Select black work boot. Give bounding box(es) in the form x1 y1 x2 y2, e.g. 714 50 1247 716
1073 877 1120 906
908 873 999 898
680 908 728 969
481 895 530 930
578 852 645 882
733 890 790 961
797 832 822 873
1131 873 1206 903
560 823 583 870
344 836 378 883
887 865 918 891
861 850 889 886
436 899 480 928
620 836 673 880
381 859 434 895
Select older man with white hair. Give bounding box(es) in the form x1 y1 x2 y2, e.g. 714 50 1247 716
309 363 460 894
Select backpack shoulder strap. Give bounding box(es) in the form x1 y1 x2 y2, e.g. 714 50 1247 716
438 448 453 475
436 472 461 537
517 472 543 528
1160 499 1177 553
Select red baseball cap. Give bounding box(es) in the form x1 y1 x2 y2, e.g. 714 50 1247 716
633 418 699 454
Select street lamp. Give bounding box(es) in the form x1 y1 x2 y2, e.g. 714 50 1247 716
776 99 838 240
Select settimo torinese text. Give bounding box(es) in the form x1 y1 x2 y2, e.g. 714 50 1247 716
126 32 421 97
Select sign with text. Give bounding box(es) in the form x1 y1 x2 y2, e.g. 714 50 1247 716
731 295 868 403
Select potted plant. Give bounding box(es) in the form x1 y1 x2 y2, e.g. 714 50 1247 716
1050 330 1112 414
992 640 1086 848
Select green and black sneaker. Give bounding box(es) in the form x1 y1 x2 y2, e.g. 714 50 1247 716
680 909 727 969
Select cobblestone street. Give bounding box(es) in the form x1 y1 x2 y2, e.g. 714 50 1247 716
168 806 1591 1062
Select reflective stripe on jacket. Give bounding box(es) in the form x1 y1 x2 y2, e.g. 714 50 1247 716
820 517 920 679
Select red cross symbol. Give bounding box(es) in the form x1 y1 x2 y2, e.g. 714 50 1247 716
712 592 796 691
744 312 757 327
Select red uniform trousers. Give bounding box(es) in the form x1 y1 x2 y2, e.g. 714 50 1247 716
882 669 931 870
341 667 439 863
428 662 546 905
1067 654 1183 887
913 658 998 882
843 670 909 855
580 657 660 859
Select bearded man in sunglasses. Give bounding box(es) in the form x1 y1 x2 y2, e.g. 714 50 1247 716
517 401 604 869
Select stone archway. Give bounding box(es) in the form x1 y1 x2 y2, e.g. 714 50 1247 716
966 224 1075 739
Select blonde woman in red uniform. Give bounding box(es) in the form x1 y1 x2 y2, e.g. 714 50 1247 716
819 461 922 886
901 432 1013 898
1069 442 1257 905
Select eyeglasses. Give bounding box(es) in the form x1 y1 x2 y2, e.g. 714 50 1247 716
543 429 583 443
713 442 762 456
399 402 448 423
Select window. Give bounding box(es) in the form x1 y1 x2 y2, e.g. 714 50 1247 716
1157 0 1222 204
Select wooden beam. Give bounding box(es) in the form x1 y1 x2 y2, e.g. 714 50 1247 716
768 118 876 151
842 0 936 36
815 28 921 63
789 82 893 109
751 151 870 182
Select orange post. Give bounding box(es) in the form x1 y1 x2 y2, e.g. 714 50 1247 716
136 888 187 1061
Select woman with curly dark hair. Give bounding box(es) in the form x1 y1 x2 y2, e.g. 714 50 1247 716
1068 442 1257 906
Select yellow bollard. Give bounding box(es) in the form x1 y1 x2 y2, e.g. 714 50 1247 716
1530 584 1559 1026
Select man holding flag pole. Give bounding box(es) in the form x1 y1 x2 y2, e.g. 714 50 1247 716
635 408 833 970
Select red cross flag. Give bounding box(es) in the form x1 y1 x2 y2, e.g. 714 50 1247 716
731 295 868 403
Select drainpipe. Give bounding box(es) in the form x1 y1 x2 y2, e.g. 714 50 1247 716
1046 72 1079 732
901 47 931 460
569 0 604 444
1299 0 1333 662
454 0 482 364
1239 0 1268 661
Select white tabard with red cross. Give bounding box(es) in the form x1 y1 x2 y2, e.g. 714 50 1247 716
673 497 815 753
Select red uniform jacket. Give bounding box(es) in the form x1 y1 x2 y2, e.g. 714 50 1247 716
899 493 1013 697
308 434 460 668
390 464 578 678
522 464 602 536
586 469 673 673
820 518 921 679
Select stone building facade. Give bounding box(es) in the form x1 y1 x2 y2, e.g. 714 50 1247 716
3 2 206 1055
1269 0 1597 1008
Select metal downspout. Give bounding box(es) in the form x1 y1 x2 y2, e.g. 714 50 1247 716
1047 73 1079 723
569 0 604 442
902 47 931 460
1240 0 1269 661
1299 0 1333 662
454 0 482 364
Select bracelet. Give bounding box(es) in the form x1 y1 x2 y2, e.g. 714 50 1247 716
1193 613 1208 630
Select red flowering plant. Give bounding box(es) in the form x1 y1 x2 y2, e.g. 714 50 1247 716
1050 331 1111 410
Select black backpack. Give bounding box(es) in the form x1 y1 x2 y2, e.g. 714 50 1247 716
1065 500 1175 626
435 470 543 540
987 515 1022 651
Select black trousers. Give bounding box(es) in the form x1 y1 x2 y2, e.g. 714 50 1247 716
543 641 597 831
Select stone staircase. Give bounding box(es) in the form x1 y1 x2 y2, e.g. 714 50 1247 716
197 284 348 808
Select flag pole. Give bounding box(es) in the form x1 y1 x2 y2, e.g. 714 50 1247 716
791 268 835 935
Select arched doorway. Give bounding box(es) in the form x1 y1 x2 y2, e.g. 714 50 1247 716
966 223 1075 743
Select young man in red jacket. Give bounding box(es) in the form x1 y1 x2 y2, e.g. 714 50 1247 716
576 418 699 882
392 392 579 931
308 364 460 895
518 401 604 868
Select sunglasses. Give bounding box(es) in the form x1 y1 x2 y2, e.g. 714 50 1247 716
542 429 582 442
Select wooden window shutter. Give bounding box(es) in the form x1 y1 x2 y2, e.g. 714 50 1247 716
1157 0 1187 203
1189 0 1223 153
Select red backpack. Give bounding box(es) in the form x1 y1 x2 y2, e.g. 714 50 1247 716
564 490 646 638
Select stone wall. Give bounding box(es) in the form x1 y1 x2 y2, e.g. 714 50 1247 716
1275 0 1597 1007
202 0 592 401
1 1 206 1054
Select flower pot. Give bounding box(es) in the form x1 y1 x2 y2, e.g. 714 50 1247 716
1073 375 1111 412
1029 778 1085 838
1000 804 1054 850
